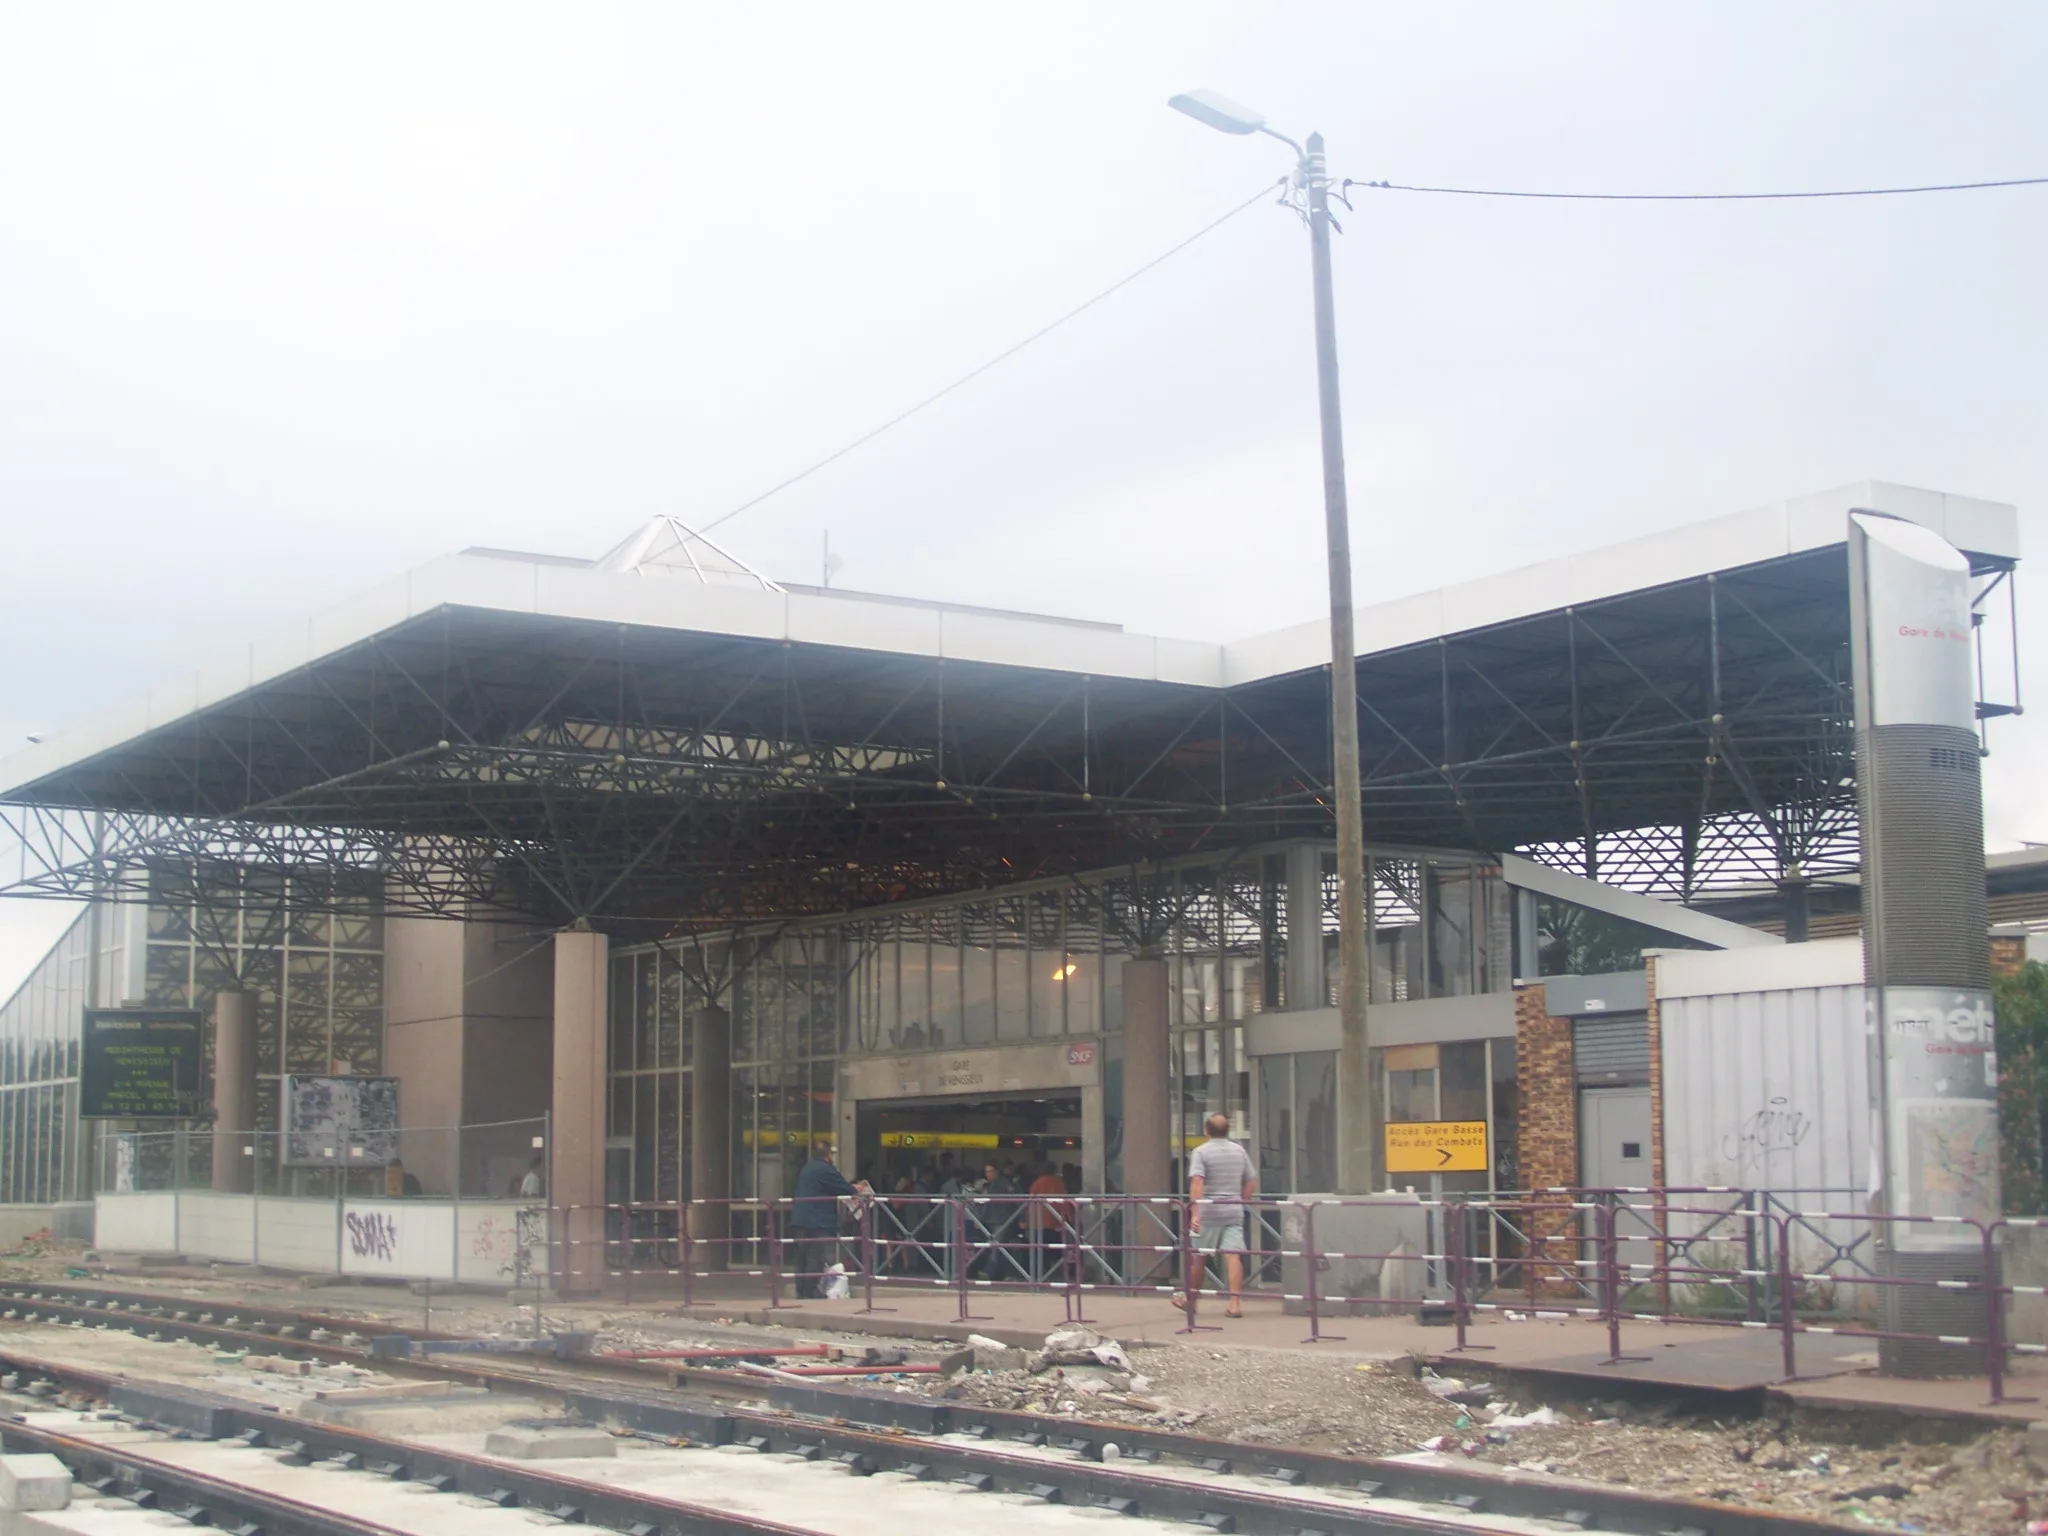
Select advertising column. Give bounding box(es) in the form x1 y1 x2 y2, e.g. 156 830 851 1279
1847 512 1997 1376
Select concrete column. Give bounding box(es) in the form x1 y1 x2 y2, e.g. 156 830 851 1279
209 989 257 1194
1284 844 1325 1010
688 1004 731 1263
1080 1083 1106 1193
1121 958 1170 1197
551 930 608 1293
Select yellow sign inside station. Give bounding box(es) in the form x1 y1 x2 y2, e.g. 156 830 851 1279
1385 1119 1489 1173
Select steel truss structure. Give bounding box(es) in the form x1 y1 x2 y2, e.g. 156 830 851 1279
0 544 2016 933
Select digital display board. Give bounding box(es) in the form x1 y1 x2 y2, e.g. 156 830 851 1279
80 1009 205 1120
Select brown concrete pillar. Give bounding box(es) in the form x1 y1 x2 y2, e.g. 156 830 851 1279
210 989 257 1194
1121 958 1171 1197
689 1004 732 1264
551 929 608 1292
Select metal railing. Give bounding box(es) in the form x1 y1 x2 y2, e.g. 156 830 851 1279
550 1186 2036 1397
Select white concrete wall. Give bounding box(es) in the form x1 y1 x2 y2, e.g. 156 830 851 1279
253 1198 343 1272
92 1192 544 1283
176 1193 257 1264
92 1194 177 1254
456 1203 541 1285
340 1200 455 1277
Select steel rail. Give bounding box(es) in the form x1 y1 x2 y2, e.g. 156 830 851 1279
0 1414 445 1536
0 1349 1501 1536
0 1282 1841 1536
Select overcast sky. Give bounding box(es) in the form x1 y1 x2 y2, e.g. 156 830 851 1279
2 3 2045 996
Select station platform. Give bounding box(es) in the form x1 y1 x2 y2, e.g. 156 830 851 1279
638 1273 2048 1429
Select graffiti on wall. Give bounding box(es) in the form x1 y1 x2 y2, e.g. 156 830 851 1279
345 1210 397 1263
1720 1097 1813 1173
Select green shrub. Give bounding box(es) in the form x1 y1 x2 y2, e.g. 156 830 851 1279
1996 959 2048 1216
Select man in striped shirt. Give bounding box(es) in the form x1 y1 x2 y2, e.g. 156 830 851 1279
1174 1113 1256 1318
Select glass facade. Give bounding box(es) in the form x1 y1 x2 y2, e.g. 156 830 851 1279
0 910 92 1204
602 931 842 1207
0 864 386 1205
1254 1048 1338 1197
142 865 385 1130
1363 855 1512 1003
613 842 1511 1201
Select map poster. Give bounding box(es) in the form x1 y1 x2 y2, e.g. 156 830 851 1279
283 1074 400 1167
80 1009 204 1119
1879 986 1999 1248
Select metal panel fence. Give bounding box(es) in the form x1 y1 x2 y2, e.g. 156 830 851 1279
555 1185 2034 1398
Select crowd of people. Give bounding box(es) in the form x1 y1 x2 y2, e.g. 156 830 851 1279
853 1152 1081 1279
788 1122 1258 1310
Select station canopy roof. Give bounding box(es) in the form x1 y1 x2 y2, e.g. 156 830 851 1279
0 482 2019 934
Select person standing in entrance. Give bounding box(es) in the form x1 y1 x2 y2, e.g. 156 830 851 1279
1174 1113 1256 1318
790 1144 869 1299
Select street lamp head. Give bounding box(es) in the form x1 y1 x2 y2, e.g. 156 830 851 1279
1167 89 1266 136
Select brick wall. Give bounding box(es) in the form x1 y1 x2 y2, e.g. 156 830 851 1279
1644 955 1666 1188
1513 982 1581 1293
1514 983 1576 1189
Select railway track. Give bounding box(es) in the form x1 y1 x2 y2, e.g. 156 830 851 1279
0 1279 1837 1536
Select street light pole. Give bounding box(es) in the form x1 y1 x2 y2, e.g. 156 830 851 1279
1302 134 1375 1197
1170 94 1373 1194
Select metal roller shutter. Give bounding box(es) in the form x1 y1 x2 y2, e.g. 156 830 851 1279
1573 1015 1650 1087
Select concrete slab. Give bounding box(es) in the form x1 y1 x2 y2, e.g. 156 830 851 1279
0 1455 72 1512
8 1505 185 1536
106 1382 234 1439
297 1391 545 1433
480 1427 618 1460
308 1382 464 1404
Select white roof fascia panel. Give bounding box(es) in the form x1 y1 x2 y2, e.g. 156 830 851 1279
306 573 416 671
1153 635 1227 689
1498 851 1781 950
411 553 542 619
1222 617 1325 687
1858 481 1948 535
192 645 257 723
1564 504 1790 610
938 609 1160 681
1351 590 1448 658
531 564 788 642
86 700 152 767
1782 487 1864 554
1777 482 2019 561
247 623 317 704
144 672 202 736
1936 491 2023 560
785 591 943 659
1440 556 1574 637
1650 935 1862 999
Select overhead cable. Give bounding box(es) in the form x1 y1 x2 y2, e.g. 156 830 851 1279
701 179 1285 534
1345 175 2048 202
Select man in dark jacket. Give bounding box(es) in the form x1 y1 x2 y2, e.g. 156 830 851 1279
789 1147 868 1298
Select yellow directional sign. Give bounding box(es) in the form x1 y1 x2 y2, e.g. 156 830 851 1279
1385 1119 1489 1174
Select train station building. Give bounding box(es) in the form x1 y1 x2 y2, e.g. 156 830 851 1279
0 481 2030 1262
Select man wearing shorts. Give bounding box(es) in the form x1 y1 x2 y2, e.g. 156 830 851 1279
1176 1113 1256 1318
